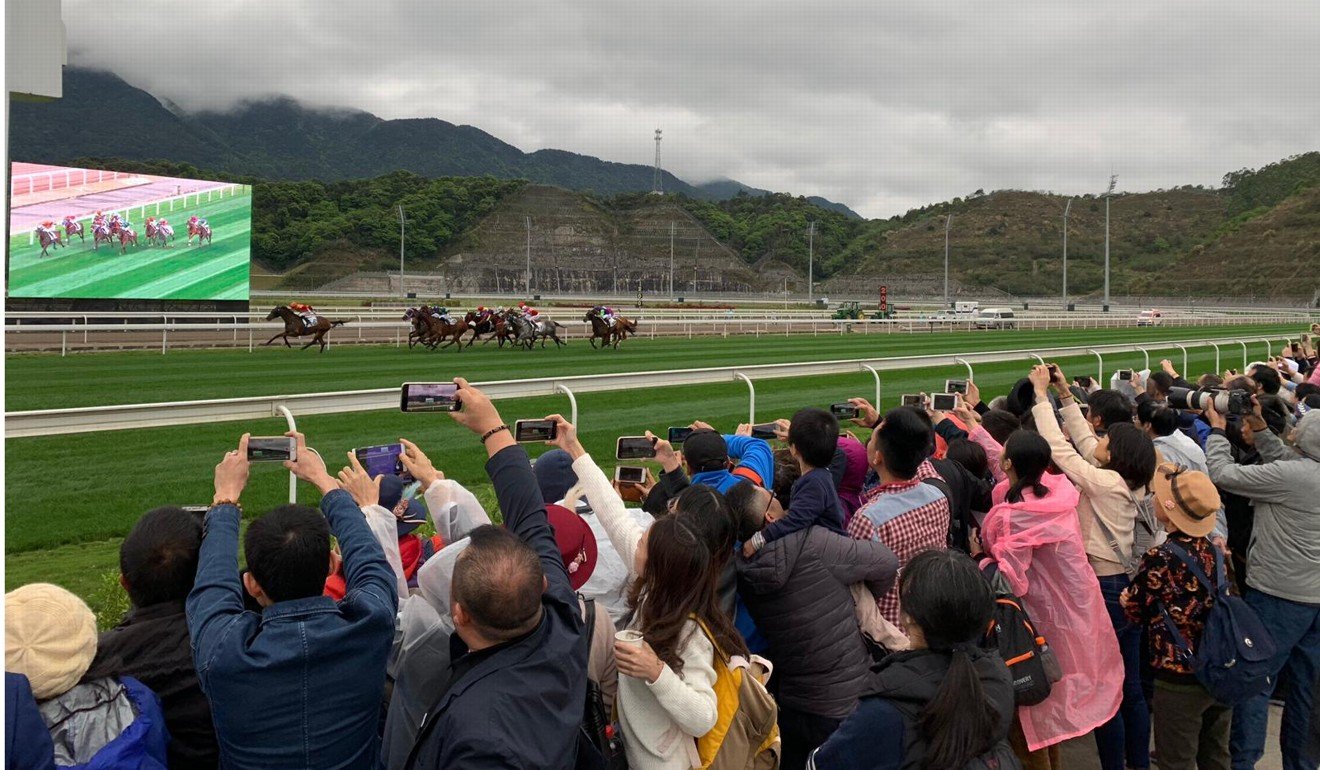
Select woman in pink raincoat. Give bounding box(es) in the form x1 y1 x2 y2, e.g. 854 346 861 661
979 430 1123 769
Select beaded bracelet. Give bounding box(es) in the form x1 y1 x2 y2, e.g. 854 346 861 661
481 424 510 444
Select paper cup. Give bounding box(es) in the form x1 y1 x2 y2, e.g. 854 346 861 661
615 629 645 647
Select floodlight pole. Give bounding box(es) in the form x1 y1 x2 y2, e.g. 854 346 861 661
525 216 532 296
807 221 816 302
397 205 406 299
669 221 676 297
943 214 953 308
1103 175 1117 312
1062 198 1072 309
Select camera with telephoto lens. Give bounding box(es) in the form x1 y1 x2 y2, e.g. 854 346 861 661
1167 387 1252 415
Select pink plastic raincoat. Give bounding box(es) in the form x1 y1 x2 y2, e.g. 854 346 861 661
981 472 1123 751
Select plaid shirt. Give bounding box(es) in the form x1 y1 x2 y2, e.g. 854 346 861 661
848 469 950 625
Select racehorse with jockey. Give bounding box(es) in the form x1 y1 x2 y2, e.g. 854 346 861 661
62 216 84 243
289 302 319 329
92 211 107 230
590 305 618 327
35 221 63 256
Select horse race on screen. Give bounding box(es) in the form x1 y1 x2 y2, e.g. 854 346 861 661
6 162 252 301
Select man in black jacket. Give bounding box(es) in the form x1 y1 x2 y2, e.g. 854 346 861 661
82 506 219 768
405 379 588 769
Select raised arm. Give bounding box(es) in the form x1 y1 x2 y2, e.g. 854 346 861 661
401 438 493 542
187 435 253 680
724 434 775 489
445 380 573 602
548 421 644 571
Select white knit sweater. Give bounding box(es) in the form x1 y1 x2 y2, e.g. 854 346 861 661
571 454 719 769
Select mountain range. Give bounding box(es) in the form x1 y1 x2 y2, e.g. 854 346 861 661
8 68 861 217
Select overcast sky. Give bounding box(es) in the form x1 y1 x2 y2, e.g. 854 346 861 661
65 1 1320 218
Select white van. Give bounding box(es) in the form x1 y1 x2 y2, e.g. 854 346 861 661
974 308 1017 330
1137 309 1163 327
953 301 980 319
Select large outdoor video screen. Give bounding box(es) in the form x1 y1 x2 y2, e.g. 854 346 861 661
7 163 251 300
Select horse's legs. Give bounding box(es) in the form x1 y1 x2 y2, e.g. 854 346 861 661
263 332 284 346
300 336 318 350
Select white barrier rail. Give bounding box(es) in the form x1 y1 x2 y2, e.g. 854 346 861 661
4 335 1271 437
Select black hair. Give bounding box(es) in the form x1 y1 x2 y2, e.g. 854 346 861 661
980 409 1021 446
945 439 988 480
451 524 544 643
787 407 840 469
1258 394 1290 436
1004 377 1037 417
1102 422 1158 492
1087 389 1135 430
1002 431 1051 503
1303 394 1320 411
724 480 766 542
244 505 331 603
119 506 203 607
872 407 933 480
1250 365 1282 395
1135 399 1179 437
671 484 736 566
1148 371 1174 395
771 448 801 510
1296 383 1320 401
1197 373 1224 388
899 549 1000 770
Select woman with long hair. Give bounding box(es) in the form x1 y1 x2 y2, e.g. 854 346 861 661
1028 365 1158 770
979 430 1122 769
808 548 1019 769
542 415 746 769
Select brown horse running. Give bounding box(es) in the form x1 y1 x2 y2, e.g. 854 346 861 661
583 312 638 349
405 307 469 351
264 306 347 352
463 310 507 348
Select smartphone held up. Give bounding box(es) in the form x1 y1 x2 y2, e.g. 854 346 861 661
400 382 460 412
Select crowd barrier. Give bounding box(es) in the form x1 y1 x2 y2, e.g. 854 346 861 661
4 335 1278 438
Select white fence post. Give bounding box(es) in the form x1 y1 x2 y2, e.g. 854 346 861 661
1087 349 1104 383
275 405 298 504
955 357 975 382
1175 344 1189 375
1137 347 1150 371
862 364 881 408
1259 338 1272 359
734 372 756 424
555 384 579 427
1208 343 1220 373
1239 341 1249 371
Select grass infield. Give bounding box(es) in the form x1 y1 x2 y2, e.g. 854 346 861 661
2 322 1303 621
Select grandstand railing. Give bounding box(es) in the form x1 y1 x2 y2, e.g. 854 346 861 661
2 335 1282 437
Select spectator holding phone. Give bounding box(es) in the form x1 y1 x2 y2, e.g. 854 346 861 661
683 421 775 494
741 408 847 557
186 432 399 770
80 506 219 768
541 413 746 770
848 406 951 626
404 380 588 768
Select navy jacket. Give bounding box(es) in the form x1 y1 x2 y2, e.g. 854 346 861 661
761 468 847 544
405 446 588 769
5 673 55 770
186 491 398 770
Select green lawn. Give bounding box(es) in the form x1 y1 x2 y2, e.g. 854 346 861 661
7 190 251 301
2 324 1303 623
4 323 1299 411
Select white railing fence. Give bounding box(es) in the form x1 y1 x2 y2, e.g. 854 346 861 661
3 335 1278 438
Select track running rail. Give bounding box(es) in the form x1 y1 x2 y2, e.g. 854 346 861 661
5 335 1268 438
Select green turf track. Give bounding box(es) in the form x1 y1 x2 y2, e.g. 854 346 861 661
1 323 1305 617
3 323 1301 411
7 190 251 301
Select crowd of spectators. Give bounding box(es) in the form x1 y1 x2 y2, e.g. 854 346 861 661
7 335 1320 770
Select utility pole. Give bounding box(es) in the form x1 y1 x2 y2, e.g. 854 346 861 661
525 216 532 296
943 214 953 307
1062 198 1072 310
807 221 816 302
669 221 675 297
1103 175 1117 312
397 205 406 299
652 129 663 194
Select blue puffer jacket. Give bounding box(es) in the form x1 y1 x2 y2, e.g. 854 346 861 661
38 676 169 770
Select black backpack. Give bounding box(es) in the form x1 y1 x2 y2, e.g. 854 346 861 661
979 561 1061 706
579 597 628 769
1155 541 1277 706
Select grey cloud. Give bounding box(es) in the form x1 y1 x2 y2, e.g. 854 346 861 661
64 0 1320 217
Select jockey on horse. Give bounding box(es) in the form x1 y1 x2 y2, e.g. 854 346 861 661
590 305 619 328
62 216 84 242
36 221 63 256
289 301 319 329
92 211 107 230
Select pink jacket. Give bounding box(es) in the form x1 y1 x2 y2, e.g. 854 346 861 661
981 472 1122 751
